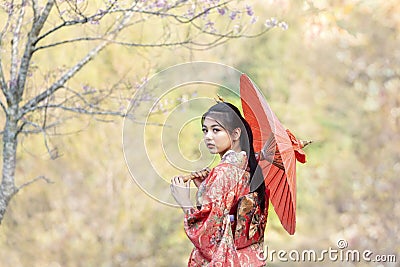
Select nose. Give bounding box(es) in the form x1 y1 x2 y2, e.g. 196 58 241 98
204 130 212 140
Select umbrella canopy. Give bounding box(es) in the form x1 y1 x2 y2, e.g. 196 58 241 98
240 74 309 235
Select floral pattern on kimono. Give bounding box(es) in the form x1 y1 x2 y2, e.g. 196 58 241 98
184 150 268 267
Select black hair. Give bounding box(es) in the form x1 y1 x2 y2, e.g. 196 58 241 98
201 102 266 211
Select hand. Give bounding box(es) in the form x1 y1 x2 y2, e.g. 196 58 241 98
170 176 192 209
191 167 210 188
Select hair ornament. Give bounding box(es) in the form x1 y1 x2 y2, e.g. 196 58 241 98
214 94 225 103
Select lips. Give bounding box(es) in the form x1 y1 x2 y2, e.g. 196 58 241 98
206 143 215 148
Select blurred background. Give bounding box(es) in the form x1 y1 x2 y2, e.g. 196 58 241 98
0 0 399 266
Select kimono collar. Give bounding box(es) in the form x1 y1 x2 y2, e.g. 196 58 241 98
220 150 248 170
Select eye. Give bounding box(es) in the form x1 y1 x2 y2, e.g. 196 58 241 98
212 128 220 133
202 127 208 133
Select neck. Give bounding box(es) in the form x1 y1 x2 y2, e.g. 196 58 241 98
231 140 242 153
219 142 241 158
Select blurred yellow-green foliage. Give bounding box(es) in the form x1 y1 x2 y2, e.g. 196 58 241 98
0 0 399 266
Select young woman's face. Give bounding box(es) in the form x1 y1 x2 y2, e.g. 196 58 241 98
202 117 232 157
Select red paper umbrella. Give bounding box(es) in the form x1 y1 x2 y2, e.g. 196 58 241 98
240 74 311 235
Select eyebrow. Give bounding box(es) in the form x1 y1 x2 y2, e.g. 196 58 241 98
202 124 221 128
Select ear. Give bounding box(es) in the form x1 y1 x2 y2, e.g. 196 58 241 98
232 128 241 141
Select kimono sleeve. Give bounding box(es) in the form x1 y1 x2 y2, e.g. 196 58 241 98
183 164 246 265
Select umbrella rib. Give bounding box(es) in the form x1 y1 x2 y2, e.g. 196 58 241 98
281 182 289 222
263 166 280 187
275 172 287 209
287 196 294 234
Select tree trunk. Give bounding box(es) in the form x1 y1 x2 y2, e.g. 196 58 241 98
0 110 18 224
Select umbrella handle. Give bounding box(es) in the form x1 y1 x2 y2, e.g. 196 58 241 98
300 140 313 148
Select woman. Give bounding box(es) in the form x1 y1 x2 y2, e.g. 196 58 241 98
171 102 268 266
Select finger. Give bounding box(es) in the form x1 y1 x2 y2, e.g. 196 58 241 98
199 167 210 177
177 176 183 184
177 176 187 186
171 176 180 184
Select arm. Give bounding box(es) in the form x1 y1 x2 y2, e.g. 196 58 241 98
170 176 194 214
190 167 210 188
184 164 245 264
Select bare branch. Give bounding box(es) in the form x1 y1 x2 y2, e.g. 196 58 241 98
35 20 88 46
9 0 27 105
32 104 129 117
0 3 13 38
18 119 59 159
35 36 194 51
31 0 55 37
20 41 108 119
189 18 270 40
18 113 95 136
175 2 231 24
34 17 263 52
60 85 120 111
17 121 59 135
16 0 55 100
35 1 117 45
87 0 228 24
33 37 114 51
0 57 9 109
17 175 53 192
53 0 67 24
0 101 7 114
34 1 232 51
18 104 167 129
19 64 131 117
0 2 14 101
20 3 138 118
31 0 39 21
41 95 49 131
0 3 14 105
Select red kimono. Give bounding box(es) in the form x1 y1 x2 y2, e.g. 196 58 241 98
184 150 268 267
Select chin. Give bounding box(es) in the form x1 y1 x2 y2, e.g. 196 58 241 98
207 148 218 154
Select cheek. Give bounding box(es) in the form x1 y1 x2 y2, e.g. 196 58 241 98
216 133 231 146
